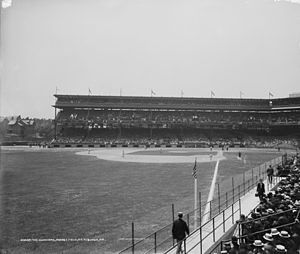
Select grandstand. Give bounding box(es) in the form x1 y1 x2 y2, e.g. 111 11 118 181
53 95 300 147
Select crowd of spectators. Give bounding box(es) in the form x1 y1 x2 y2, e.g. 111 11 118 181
57 109 300 129
54 128 299 150
221 154 300 254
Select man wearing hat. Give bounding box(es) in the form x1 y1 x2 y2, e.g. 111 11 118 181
228 236 239 254
271 228 281 246
274 244 287 253
257 179 265 201
278 231 296 254
172 212 189 254
267 165 274 184
263 233 274 253
253 239 264 254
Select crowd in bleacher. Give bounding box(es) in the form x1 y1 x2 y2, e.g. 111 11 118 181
221 154 300 254
53 131 298 150
57 110 300 129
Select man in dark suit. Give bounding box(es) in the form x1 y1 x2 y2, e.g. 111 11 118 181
257 178 265 201
267 165 274 184
172 212 189 254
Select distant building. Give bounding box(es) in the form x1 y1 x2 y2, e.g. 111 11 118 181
6 116 35 137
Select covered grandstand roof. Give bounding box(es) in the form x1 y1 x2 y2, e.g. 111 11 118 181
53 94 300 111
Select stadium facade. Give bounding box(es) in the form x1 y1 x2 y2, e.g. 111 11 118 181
53 95 300 145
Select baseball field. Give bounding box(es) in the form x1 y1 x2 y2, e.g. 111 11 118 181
0 146 283 253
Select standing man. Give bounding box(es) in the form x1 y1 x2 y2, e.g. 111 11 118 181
267 165 274 184
172 212 189 254
256 178 265 201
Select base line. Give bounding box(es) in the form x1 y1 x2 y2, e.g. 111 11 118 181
202 159 220 224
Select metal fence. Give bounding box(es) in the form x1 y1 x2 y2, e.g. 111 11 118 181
119 155 283 254
164 199 241 254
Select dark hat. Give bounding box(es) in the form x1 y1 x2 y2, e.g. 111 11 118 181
231 236 238 242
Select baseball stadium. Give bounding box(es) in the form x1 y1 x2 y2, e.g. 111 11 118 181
1 94 300 254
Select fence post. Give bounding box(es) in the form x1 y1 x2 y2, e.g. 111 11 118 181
199 192 202 226
223 210 225 232
232 177 235 203
239 198 242 218
200 223 203 254
210 200 212 220
132 222 135 254
243 172 246 196
218 183 221 213
252 168 254 186
172 204 175 246
226 192 228 208
154 232 157 254
213 217 215 242
238 185 240 199
184 239 187 254
232 203 234 224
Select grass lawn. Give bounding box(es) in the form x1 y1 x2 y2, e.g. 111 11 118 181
0 148 281 253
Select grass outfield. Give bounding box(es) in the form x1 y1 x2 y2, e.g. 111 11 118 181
0 147 282 253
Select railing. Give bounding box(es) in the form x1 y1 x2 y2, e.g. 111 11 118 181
118 156 283 254
164 199 241 254
205 174 283 254
207 207 300 254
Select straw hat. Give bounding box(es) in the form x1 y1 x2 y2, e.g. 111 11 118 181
253 240 264 247
263 233 274 242
275 245 287 253
271 228 280 236
279 231 290 238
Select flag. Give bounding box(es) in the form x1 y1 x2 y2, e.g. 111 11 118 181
192 159 197 179
269 92 273 97
211 91 215 98
151 89 156 96
181 90 184 97
240 91 244 98
2 0 12 8
88 88 92 95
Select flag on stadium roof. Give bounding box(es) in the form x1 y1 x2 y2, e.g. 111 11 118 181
192 159 197 179
269 92 274 97
151 89 156 96
211 91 215 98
88 88 92 95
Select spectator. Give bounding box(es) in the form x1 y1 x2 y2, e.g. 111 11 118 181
257 179 266 201
267 165 274 184
172 212 189 254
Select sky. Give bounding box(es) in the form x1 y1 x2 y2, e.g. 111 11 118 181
1 0 300 118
